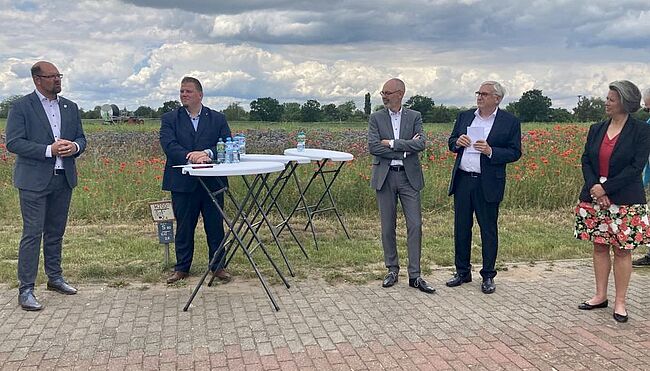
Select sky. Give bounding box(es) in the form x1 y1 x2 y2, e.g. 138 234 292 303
1 0 649 112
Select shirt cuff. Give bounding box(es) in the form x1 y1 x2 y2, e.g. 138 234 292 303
73 142 80 154
403 152 407 158
204 149 213 159
46 145 53 158
389 139 394 149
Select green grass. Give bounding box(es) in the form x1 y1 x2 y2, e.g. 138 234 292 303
0 208 589 287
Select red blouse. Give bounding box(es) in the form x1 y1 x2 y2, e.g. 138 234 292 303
598 133 619 177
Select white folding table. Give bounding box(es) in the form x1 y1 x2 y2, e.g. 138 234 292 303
178 161 288 311
283 148 354 249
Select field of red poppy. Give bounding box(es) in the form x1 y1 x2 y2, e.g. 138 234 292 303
0 122 596 284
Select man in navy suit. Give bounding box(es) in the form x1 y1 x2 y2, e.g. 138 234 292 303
160 77 232 284
446 81 521 294
5 61 86 311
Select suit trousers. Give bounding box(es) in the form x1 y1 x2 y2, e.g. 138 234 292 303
377 169 422 279
171 187 225 273
18 173 72 293
453 172 500 279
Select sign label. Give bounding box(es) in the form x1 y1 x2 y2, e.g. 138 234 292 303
149 201 174 221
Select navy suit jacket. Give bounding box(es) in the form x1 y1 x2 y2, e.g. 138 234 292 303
160 106 231 193
579 116 650 205
448 108 522 203
5 91 86 191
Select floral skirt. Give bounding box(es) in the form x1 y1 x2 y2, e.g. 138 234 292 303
574 201 650 250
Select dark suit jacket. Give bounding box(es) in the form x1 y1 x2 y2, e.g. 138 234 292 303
579 116 650 204
5 91 86 191
160 106 231 193
368 108 426 191
448 108 522 203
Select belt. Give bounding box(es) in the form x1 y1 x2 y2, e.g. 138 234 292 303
54 169 65 175
389 165 405 172
458 170 480 177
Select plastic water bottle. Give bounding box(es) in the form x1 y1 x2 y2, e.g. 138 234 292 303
225 137 233 164
216 138 225 164
232 136 240 163
297 131 306 152
238 133 246 155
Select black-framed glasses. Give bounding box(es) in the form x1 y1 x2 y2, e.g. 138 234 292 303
380 90 401 96
475 91 493 97
37 74 63 80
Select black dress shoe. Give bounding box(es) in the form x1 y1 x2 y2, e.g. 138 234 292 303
382 271 398 288
613 312 628 323
19 289 43 311
446 273 472 287
46 278 77 295
481 278 496 294
578 299 608 310
409 277 436 294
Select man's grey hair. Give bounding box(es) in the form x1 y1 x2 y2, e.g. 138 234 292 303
481 81 506 98
609 80 641 113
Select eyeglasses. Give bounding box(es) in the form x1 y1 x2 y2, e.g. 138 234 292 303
37 74 63 80
380 90 401 96
475 91 494 97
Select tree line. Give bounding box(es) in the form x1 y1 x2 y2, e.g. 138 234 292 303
1 89 648 123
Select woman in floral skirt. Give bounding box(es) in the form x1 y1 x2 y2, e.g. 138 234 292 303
575 80 650 323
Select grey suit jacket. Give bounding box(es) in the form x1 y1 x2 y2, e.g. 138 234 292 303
368 108 426 191
5 91 86 191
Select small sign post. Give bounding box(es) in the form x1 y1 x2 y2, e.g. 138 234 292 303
149 201 175 266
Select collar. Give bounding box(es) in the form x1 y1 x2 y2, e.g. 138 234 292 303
388 107 402 116
184 105 203 119
34 89 58 103
474 107 498 119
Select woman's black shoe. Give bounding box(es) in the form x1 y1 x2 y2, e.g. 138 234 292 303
613 312 628 323
578 299 608 310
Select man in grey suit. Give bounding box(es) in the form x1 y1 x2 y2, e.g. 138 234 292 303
5 61 86 311
368 78 435 294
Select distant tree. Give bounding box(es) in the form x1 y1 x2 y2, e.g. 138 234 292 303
337 101 356 122
158 100 181 115
301 99 322 122
82 105 101 119
134 105 156 118
429 104 455 123
321 103 338 121
281 102 301 122
0 95 22 118
404 95 435 120
351 109 366 122
364 92 371 115
509 89 552 122
573 96 606 122
548 108 573 122
250 97 283 121
222 102 248 121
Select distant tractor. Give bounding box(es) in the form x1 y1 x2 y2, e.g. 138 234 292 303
100 104 144 125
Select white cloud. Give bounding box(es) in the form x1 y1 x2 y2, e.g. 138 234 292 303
0 0 649 113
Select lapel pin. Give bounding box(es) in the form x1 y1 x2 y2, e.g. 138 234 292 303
63 104 67 108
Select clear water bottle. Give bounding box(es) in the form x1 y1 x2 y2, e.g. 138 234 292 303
238 133 246 155
225 137 233 164
297 131 306 152
232 136 240 163
216 138 225 164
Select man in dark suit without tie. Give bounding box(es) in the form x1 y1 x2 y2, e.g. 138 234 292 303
446 81 522 294
160 76 232 284
5 61 87 311
368 78 435 294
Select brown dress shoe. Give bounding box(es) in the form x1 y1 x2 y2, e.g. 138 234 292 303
166 271 188 284
212 269 232 282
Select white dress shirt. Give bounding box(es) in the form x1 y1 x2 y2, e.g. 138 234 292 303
36 89 65 170
388 108 404 166
459 107 498 173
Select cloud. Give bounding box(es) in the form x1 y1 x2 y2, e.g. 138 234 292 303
0 0 649 113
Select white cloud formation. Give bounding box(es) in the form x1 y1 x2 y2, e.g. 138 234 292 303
0 0 649 113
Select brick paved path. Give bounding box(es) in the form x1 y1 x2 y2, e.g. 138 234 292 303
1 261 649 370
